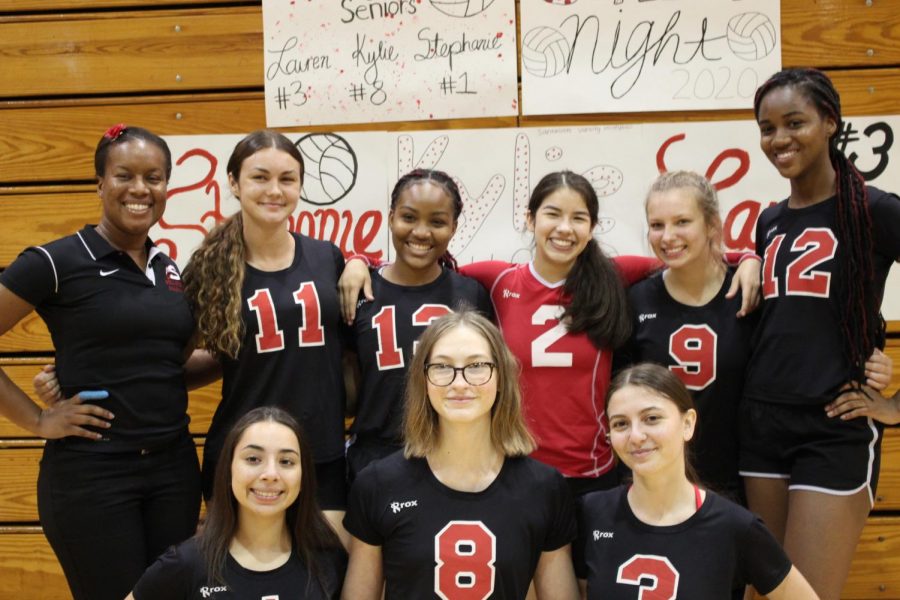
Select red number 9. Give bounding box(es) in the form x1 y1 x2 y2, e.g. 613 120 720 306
668 325 717 390
434 521 496 600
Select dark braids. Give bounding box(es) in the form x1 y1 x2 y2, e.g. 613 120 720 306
390 169 463 271
754 68 880 384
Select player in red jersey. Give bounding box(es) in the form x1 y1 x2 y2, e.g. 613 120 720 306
742 68 900 599
339 171 761 496
575 363 817 600
343 311 578 599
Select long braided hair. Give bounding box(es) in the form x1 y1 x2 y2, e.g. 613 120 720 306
754 68 880 384
390 169 463 271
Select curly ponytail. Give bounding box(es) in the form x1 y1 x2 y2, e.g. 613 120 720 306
183 213 247 358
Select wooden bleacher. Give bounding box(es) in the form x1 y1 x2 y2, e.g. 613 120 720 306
1 0 898 598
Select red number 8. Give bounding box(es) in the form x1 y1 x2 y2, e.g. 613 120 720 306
617 554 679 600
434 521 496 600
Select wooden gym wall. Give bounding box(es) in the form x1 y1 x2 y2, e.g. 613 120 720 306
0 1 898 597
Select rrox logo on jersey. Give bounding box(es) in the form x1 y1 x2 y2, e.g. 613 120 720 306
199 585 227 598
390 499 418 513
593 530 614 540
638 313 656 323
502 288 520 299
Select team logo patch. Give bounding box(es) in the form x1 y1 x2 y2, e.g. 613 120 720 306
390 499 418 513
165 264 184 292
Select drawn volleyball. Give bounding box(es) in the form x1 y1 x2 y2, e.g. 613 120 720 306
295 133 358 206
429 0 496 18
726 12 777 60
522 26 570 78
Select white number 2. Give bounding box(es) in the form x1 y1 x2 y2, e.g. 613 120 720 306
531 305 572 367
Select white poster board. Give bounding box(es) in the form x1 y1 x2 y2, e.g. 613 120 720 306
262 0 519 126
520 0 782 115
156 115 900 318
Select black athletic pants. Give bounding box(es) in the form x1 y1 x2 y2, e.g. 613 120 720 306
38 434 201 600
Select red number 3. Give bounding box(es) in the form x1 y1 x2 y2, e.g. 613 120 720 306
434 521 496 600
617 554 679 600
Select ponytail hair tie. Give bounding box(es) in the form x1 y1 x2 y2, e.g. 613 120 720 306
103 123 127 141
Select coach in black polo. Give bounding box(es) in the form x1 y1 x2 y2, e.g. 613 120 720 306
0 125 200 600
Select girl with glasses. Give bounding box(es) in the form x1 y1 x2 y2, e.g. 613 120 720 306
339 171 760 498
345 169 493 482
342 311 579 599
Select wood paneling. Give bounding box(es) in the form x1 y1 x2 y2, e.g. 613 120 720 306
876 428 900 511
2 0 898 99
843 517 900 599
0 7 263 98
1 0 236 11
782 0 900 68
0 94 516 184
0 442 205 522
0 448 44 521
0 313 51 354
0 189 101 265
0 531 69 600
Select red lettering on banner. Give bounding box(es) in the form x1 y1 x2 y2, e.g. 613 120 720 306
294 209 383 260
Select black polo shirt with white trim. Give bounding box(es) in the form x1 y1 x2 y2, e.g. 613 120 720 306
0 225 194 450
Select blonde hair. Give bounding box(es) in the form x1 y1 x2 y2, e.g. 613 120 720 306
645 170 724 265
403 311 535 457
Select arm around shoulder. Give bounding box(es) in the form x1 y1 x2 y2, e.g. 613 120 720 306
341 536 384 600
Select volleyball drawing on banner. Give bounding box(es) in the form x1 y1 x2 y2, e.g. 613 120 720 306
156 115 900 317
297 133 358 206
430 0 496 18
726 13 777 61
522 27 570 78
519 0 782 115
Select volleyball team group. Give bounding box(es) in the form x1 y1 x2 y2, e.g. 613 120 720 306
1 67 898 600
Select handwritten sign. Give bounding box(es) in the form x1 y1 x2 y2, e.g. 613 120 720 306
156 115 900 318
519 0 782 115
262 0 519 126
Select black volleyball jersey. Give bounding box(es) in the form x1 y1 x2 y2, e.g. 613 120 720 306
350 267 493 443
746 186 900 405
132 537 345 600
344 452 576 599
0 225 193 449
622 268 756 495
205 234 346 468
574 486 792 599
